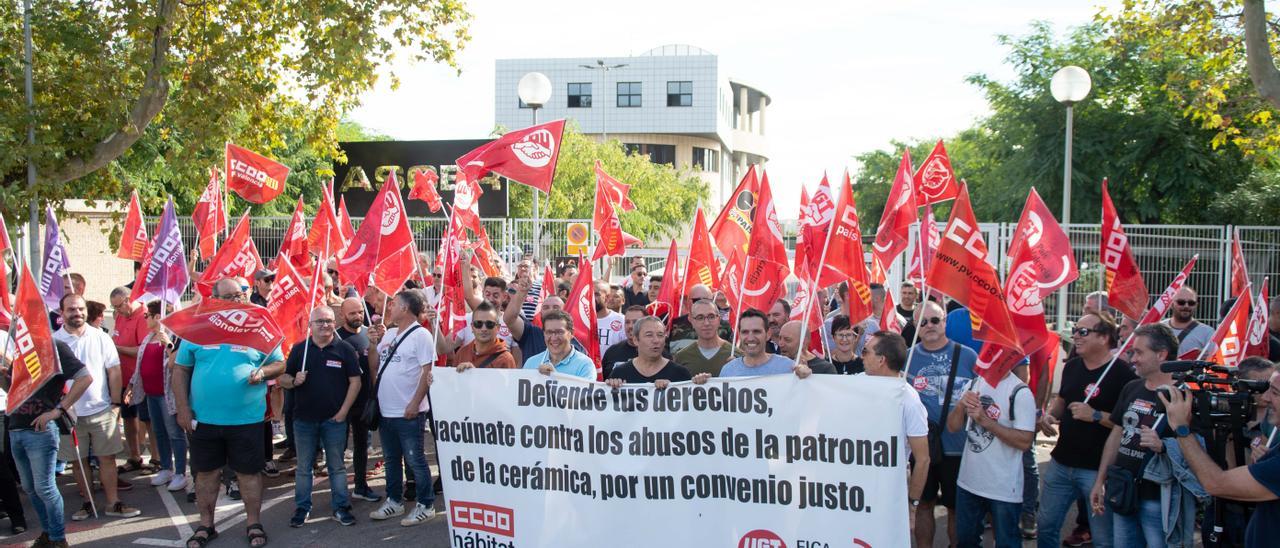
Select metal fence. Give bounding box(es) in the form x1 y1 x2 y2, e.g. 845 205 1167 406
144 216 1280 324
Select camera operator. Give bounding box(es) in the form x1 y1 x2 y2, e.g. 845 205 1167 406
1200 356 1278 548
1239 357 1278 460
1160 369 1280 547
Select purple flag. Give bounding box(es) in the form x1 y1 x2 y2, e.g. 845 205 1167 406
135 199 189 304
38 207 71 312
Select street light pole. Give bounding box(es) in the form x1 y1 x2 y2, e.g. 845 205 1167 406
580 60 627 145
1051 65 1092 332
518 72 552 256
24 0 38 267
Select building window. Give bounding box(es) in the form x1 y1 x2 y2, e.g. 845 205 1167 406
623 143 675 165
568 83 592 108
617 82 642 107
667 81 692 107
692 147 719 172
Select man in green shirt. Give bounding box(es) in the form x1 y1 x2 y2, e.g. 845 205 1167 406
673 299 738 377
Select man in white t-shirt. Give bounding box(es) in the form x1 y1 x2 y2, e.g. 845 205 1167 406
862 331 930 530
53 294 141 520
594 280 626 355
366 290 438 527
946 368 1035 548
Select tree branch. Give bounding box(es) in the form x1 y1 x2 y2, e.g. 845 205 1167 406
1244 0 1280 110
44 0 178 185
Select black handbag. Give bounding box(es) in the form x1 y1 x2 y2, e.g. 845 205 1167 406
359 324 421 432
1104 464 1141 516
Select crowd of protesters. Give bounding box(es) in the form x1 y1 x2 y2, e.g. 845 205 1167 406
1 254 1280 548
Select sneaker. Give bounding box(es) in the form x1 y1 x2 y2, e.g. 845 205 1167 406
1021 513 1037 539
71 501 94 521
399 503 436 527
333 507 356 526
289 507 309 528
227 478 241 501
31 532 49 548
272 421 286 442
105 501 141 518
150 470 174 487
351 487 382 502
167 474 189 492
368 499 404 521
116 478 134 492
50 540 70 548
1062 526 1091 547
263 461 281 478
279 447 296 462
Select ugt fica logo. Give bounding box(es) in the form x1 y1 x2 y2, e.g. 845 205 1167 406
739 529 786 548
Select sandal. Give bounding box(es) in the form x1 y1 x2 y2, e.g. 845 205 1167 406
246 523 268 547
117 458 145 474
185 525 217 548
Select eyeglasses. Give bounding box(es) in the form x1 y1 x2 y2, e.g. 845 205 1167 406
472 320 497 330
834 332 857 339
1175 299 1197 307
920 317 943 325
691 314 719 322
327 270 339 277
1072 327 1096 337
217 292 246 301
311 319 335 325
544 329 568 337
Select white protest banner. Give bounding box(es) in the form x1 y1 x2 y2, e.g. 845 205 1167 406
430 368 909 548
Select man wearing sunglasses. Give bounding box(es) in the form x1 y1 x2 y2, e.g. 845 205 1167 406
454 302 516 371
1162 287 1215 358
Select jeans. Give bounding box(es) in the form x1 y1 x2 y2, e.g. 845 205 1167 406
350 418 372 491
1022 442 1039 518
379 415 434 507
956 486 1023 548
1037 458 1113 548
294 419 350 513
145 395 187 476
10 423 64 541
1114 497 1166 548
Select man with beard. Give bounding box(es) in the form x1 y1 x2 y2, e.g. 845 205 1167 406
1162 286 1215 358
336 297 380 503
766 300 790 354
454 302 517 370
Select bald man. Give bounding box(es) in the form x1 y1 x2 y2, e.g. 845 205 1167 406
335 297 381 502
777 321 837 374
1161 286 1215 357
668 284 733 354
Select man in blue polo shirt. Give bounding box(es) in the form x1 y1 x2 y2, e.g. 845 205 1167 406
173 278 285 548
524 310 595 379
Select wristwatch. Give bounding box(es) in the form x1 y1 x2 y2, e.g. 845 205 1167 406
1174 424 1192 438
1091 410 1102 423
910 498 921 508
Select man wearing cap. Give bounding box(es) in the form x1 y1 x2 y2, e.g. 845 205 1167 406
250 269 274 307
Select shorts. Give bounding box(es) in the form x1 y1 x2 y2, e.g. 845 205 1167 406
918 455 962 508
59 408 125 462
121 402 149 422
188 422 265 475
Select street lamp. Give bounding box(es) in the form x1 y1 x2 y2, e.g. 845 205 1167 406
580 59 627 143
1050 65 1091 331
517 72 552 253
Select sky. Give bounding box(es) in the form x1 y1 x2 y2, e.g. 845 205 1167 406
350 0 1116 221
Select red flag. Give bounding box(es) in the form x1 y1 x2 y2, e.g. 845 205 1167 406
370 173 417 296
457 119 565 194
590 166 640 260
336 195 356 250
118 190 148 261
721 248 745 330
1244 280 1271 359
225 143 289 204
5 265 60 414
746 171 790 270
594 161 637 212
724 170 791 321
683 208 720 295
435 215 469 338
794 186 814 283
161 298 283 354
195 213 263 298
1231 228 1250 298
1028 333 1061 400
1208 289 1252 365
1101 179 1149 320
814 172 875 324
872 150 919 280
0 211 13 254
925 183 1021 352
277 197 313 278
913 140 960 205
531 264 556 329
308 189 345 258
907 204 941 288
710 166 760 260
566 255 601 377
266 258 310 353
880 289 903 334
653 240 682 325
193 167 227 261
451 173 485 235
0 256 11 331
1137 255 1197 326
408 169 443 213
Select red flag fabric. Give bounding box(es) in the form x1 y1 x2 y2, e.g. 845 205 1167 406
0 256 12 331
161 298 283 354
794 186 814 283
1028 333 1061 399
118 191 148 261
721 248 746 331
5 265 60 414
746 171 790 270
912 140 960 205
225 143 289 204
307 190 345 259
369 173 417 296
336 195 356 250
589 167 640 260
1101 179 1149 320
0 210 13 254
880 289 903 334
193 167 227 261
872 150 919 280
653 239 682 325
1231 228 1250 298
566 255 601 377
1208 289 1251 365
907 204 941 288
925 183 1021 353
408 169 444 213
710 166 760 260
683 208 720 295
339 177 391 293
456 119 566 194
1137 255 1197 326
531 264 556 329
594 161 637 213
435 215 470 338
451 173 485 235
1244 280 1271 359
277 197 313 278
195 213 263 298
266 258 310 353
813 172 875 324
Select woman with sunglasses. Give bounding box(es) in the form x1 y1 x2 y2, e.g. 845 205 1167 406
453 302 517 371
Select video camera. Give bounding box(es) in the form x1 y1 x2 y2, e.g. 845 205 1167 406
1155 360 1270 431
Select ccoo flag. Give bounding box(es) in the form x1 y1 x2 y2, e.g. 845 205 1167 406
5 265 61 414
38 207 71 312
130 199 189 305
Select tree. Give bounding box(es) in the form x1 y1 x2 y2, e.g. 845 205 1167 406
0 0 470 221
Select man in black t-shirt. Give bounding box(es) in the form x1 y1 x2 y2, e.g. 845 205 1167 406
336 297 379 502
1036 312 1135 548
605 317 703 387
601 306 646 379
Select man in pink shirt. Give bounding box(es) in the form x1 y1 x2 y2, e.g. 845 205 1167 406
110 287 153 473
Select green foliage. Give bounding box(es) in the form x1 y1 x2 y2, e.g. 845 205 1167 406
504 123 710 242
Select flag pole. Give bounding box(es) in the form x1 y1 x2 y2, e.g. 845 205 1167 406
1081 332 1136 406
903 217 932 371
794 197 838 365
730 254 751 351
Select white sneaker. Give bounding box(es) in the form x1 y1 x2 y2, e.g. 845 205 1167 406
399 503 436 527
150 470 174 486
167 474 189 492
369 499 405 521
